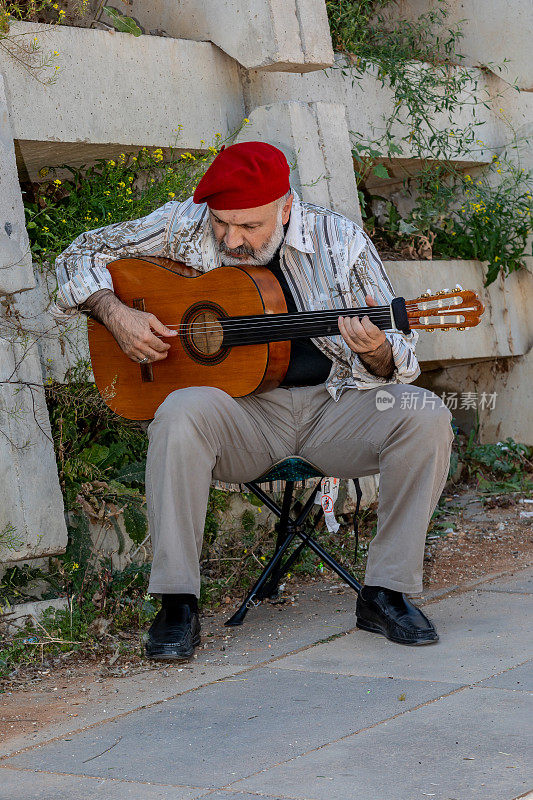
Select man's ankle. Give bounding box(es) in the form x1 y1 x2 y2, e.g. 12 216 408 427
361 584 402 602
162 593 199 614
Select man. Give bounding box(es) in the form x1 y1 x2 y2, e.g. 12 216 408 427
54 141 453 659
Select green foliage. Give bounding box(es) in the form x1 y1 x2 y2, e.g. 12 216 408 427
458 434 532 494
417 160 532 285
23 140 221 265
326 1 531 283
0 0 87 83
103 5 142 36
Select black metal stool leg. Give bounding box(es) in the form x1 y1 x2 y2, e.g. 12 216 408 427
259 481 322 599
225 527 299 626
296 530 363 594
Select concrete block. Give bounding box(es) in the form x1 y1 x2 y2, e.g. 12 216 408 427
1 22 244 164
124 0 334 72
426 350 533 444
243 55 500 162
383 0 533 91
0 328 68 563
384 259 533 366
0 597 68 633
236 101 361 223
0 74 35 295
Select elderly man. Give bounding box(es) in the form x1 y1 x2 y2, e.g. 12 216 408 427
55 141 453 659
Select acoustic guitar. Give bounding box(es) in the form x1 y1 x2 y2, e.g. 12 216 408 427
87 256 484 420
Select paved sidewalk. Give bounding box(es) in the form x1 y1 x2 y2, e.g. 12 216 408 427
1 568 532 800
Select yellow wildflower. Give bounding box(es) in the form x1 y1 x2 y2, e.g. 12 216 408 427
168 192 175 198
54 179 61 185
53 50 59 56
107 160 116 166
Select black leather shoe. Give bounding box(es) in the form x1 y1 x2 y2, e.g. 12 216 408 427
145 605 201 660
356 587 438 646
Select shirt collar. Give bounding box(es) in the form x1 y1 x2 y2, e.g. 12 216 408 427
283 187 315 254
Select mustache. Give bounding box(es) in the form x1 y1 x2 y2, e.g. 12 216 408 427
218 241 255 257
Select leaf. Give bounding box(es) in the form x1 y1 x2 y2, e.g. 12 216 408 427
114 460 146 485
103 6 143 36
80 444 109 466
123 504 148 544
398 219 418 235
372 163 390 179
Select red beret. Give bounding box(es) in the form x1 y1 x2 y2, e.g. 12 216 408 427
193 141 290 210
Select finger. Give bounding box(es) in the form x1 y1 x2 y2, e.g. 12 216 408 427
365 294 379 307
149 314 177 337
142 330 171 353
360 314 382 336
339 316 364 350
131 346 169 363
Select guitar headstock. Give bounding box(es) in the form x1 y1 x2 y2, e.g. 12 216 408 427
406 286 485 331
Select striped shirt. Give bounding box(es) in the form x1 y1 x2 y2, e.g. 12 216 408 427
53 187 420 398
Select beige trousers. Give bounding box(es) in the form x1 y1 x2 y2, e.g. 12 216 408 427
146 383 453 597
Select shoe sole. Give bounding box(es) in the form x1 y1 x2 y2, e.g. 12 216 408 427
145 633 201 661
356 619 439 646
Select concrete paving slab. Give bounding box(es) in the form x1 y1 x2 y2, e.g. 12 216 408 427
476 660 533 692
198 794 285 800
235 686 533 800
270 589 533 684
205 584 359 667
476 568 533 594
4 668 457 788
0 663 241 758
0 768 210 800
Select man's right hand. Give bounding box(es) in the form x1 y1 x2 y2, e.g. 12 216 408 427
82 289 177 363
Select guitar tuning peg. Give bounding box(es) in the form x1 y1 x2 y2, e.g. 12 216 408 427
443 288 451 293
455 283 463 290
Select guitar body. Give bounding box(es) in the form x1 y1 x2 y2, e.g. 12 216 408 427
88 258 290 420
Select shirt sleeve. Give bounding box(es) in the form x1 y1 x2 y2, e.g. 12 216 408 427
51 200 189 320
346 231 420 388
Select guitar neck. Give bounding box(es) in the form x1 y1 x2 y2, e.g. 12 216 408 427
221 299 409 347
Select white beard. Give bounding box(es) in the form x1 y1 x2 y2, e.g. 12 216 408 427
217 206 285 266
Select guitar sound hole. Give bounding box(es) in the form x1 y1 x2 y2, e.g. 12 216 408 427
182 302 229 365
190 311 223 355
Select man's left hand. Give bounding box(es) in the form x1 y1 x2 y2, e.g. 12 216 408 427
338 295 386 354
338 295 395 379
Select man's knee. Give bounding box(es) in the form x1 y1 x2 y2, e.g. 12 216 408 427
149 386 230 437
397 387 453 438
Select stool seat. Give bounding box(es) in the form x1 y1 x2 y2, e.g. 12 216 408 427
256 457 324 484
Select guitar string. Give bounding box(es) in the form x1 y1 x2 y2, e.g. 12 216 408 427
158 307 471 336
155 300 468 331
155 303 450 333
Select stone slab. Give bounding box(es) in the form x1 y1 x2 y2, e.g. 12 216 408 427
269 589 533 684
477 661 533 692
476 569 533 594
235 686 532 800
4 668 458 786
2 23 244 153
0 74 35 295
0 768 210 800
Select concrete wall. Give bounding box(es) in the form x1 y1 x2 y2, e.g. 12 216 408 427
123 0 334 72
381 0 533 91
0 1 531 568
0 76 35 295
